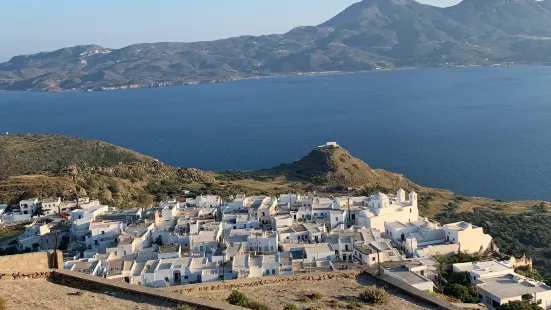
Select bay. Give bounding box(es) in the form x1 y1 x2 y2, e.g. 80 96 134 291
2 66 551 201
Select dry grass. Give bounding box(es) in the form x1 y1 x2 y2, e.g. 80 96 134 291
0 279 176 310
185 275 438 310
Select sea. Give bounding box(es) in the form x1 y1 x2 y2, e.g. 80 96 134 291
2 66 551 201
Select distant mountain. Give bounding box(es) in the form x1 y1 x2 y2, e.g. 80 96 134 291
251 144 417 189
3 0 551 91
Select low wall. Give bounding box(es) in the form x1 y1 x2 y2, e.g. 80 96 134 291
169 270 362 293
0 251 61 273
170 269 461 310
50 269 246 310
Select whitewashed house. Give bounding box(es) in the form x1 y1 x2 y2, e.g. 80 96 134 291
41 197 61 216
247 230 278 254
19 198 39 215
85 220 125 250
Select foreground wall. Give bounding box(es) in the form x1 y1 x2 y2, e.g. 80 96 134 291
50 270 245 310
0 251 61 273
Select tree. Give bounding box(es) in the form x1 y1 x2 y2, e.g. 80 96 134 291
154 235 163 246
521 294 534 303
137 194 155 211
443 284 478 303
498 300 542 310
34 203 45 217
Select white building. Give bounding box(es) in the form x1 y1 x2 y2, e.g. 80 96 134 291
247 230 278 254
356 190 419 232
86 220 125 250
195 195 221 208
70 203 109 236
476 274 551 310
19 198 39 215
41 197 61 216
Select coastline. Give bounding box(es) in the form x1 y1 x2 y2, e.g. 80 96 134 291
0 62 529 94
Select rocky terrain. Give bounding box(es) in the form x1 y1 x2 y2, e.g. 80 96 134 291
3 0 551 91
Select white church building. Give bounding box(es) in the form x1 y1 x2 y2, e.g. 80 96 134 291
356 189 419 232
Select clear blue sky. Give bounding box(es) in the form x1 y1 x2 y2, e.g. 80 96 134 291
0 0 461 61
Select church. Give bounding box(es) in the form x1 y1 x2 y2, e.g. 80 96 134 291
355 189 419 232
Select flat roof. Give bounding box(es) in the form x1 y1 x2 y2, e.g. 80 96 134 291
478 274 551 299
387 267 432 285
159 244 180 253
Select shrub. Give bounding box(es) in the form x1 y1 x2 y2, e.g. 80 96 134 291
227 290 249 307
247 300 270 310
358 286 390 305
330 299 340 308
345 302 361 310
305 292 323 300
0 297 5 310
175 306 194 310
284 304 299 310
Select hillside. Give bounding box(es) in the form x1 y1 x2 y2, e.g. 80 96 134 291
4 0 551 91
0 134 156 179
250 145 417 190
0 134 215 208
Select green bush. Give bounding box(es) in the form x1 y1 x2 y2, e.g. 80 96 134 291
358 286 390 305
227 290 249 307
246 300 270 310
283 304 299 310
443 284 478 303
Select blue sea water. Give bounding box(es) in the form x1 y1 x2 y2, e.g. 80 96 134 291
2 66 551 201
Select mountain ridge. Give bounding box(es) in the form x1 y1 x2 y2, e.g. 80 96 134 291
3 0 551 91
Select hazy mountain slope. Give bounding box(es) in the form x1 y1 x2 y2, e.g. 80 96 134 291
3 0 551 91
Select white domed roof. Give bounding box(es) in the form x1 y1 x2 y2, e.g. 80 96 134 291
373 192 389 200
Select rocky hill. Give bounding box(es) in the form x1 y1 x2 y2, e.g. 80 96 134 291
0 134 214 207
250 145 417 190
3 0 551 91
0 134 156 178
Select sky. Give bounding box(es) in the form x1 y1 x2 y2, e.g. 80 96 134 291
0 0 462 62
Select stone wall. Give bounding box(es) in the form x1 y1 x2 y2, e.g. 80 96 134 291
0 251 61 273
50 269 246 310
171 269 462 310
169 270 362 294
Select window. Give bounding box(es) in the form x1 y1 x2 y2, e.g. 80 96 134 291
101 231 105 235
537 299 542 305
371 257 376 262
272 269 276 275
184 275 188 280
124 251 127 255
486 296 491 305
335 217 338 221
478 294 483 300
266 270 269 276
